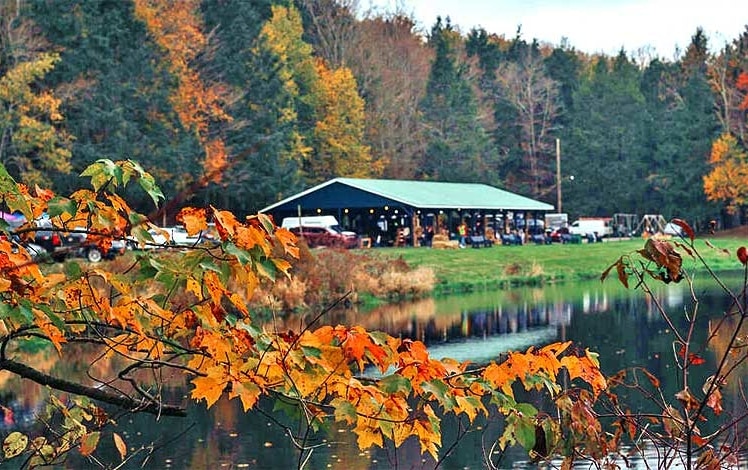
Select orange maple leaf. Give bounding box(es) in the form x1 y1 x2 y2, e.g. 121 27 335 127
211 208 240 240
560 350 607 396
274 227 299 258
177 207 208 235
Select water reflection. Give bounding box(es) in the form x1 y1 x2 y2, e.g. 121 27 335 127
2 276 747 469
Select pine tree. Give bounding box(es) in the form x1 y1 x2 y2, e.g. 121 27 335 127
418 18 496 184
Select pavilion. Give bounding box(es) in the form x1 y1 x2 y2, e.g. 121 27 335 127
259 178 554 246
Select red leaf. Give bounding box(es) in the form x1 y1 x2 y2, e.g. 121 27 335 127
671 218 694 241
688 353 706 366
738 246 748 265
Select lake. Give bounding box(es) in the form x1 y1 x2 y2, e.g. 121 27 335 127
2 274 747 469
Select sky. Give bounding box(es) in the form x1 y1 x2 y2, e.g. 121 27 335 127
364 0 747 58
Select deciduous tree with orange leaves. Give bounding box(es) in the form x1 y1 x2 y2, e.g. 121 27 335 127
703 133 748 214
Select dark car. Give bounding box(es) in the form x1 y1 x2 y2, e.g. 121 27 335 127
33 229 124 263
288 226 358 249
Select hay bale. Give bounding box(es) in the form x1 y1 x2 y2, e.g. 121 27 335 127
432 234 459 249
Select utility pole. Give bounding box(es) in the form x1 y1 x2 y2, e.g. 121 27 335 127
556 138 562 213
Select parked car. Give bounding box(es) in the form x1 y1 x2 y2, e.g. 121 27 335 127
163 225 216 247
32 229 124 263
288 225 358 249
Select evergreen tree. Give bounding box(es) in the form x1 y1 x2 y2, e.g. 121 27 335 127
564 52 651 217
201 0 306 213
646 30 720 228
418 18 496 184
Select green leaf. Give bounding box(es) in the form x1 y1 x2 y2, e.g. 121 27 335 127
223 242 252 265
300 345 321 359
0 164 31 219
422 379 456 408
3 431 28 459
13 301 34 324
514 419 536 451
256 258 277 282
0 302 10 320
515 402 538 417
81 159 117 192
47 197 77 218
64 261 83 280
332 398 357 424
136 173 164 207
378 375 412 395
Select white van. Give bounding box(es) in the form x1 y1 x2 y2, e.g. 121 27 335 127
281 216 357 237
282 215 344 231
280 216 358 248
568 219 612 238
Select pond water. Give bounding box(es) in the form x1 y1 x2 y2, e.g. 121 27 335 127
3 274 747 469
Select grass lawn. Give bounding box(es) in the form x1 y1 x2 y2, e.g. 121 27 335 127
367 237 748 294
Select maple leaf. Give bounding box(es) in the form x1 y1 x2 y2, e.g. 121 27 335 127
191 373 226 408
33 314 66 353
560 350 607 396
235 225 268 253
228 381 261 412
454 395 486 423
355 423 383 450
177 207 208 235
274 227 299 258
331 398 357 425
79 432 100 457
211 208 240 240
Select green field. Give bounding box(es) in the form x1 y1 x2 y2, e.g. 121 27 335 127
370 237 748 294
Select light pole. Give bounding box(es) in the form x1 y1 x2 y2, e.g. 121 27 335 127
556 138 562 213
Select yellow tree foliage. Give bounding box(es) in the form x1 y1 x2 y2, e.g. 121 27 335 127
257 5 316 165
0 159 610 466
0 52 72 187
308 60 381 183
703 133 748 213
132 0 232 183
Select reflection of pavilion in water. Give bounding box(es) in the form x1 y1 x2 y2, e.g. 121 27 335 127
355 298 575 346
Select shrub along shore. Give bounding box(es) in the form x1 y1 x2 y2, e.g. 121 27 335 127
368 237 748 296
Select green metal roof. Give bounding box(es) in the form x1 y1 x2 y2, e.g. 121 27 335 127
261 178 554 213
338 178 553 210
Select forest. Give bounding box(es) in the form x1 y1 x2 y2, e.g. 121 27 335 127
1 0 748 229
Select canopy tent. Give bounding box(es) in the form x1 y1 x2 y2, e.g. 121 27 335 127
260 178 554 246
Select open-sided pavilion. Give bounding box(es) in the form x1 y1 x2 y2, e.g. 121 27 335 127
259 178 555 246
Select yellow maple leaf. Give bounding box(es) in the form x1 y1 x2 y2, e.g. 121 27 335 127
355 423 383 450
211 208 240 239
191 373 226 408
454 395 486 423
235 225 269 254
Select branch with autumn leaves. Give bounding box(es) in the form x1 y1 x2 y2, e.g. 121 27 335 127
4 160 746 469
